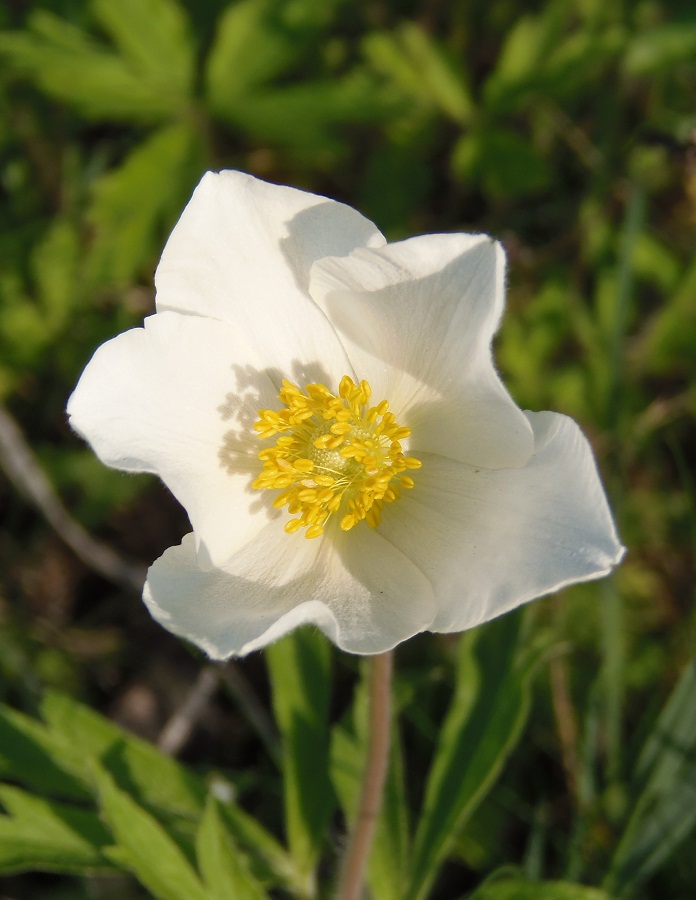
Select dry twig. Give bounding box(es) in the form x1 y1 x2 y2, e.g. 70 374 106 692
157 665 222 756
0 403 144 592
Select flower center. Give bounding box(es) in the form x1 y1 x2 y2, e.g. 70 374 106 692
252 375 421 539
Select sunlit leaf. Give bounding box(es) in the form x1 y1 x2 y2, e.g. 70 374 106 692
0 786 112 875
0 11 187 122
206 0 298 109
407 613 538 900
92 0 194 97
41 694 297 889
213 72 393 158
196 796 268 900
363 24 472 124
217 801 299 890
96 769 207 900
484 8 622 113
206 0 342 115
266 628 335 884
86 123 203 287
41 692 206 821
0 704 90 801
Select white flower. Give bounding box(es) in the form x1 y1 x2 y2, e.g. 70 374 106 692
67 170 625 657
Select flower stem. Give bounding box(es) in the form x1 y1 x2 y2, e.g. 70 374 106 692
336 650 394 900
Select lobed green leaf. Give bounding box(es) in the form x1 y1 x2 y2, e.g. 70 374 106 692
0 785 112 875
0 703 91 801
363 24 472 124
205 0 342 116
85 123 204 287
217 800 300 890
196 795 268 900
96 769 207 900
41 691 206 821
0 9 189 122
92 0 194 97
212 72 394 157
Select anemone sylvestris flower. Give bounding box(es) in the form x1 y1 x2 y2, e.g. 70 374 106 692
68 171 624 657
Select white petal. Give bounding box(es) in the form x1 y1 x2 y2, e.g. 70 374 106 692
380 411 625 632
67 311 289 569
143 524 435 658
309 233 533 468
154 170 385 385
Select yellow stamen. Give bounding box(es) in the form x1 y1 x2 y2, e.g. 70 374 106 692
252 376 421 538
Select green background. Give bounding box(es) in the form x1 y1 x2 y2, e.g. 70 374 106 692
0 0 694 897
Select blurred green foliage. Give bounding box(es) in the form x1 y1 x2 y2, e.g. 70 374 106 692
0 0 694 897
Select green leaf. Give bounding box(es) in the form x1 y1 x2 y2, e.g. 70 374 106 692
86 123 203 286
606 656 696 894
42 694 296 889
217 799 300 890
407 613 536 900
483 8 623 113
196 796 268 900
266 628 335 883
483 11 561 111
0 785 112 875
0 696 295 889
0 218 88 386
642 254 696 377
470 875 613 900
92 0 194 97
0 11 187 122
452 127 550 199
330 661 409 900
206 0 341 115
631 232 681 295
489 15 549 86
213 72 393 158
96 769 207 900
32 218 82 324
363 24 472 124
205 0 296 108
41 692 206 822
0 703 91 801
624 23 696 76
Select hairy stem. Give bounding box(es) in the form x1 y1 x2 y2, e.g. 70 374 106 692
336 650 394 900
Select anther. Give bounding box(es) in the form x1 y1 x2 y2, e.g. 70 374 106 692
253 376 421 539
